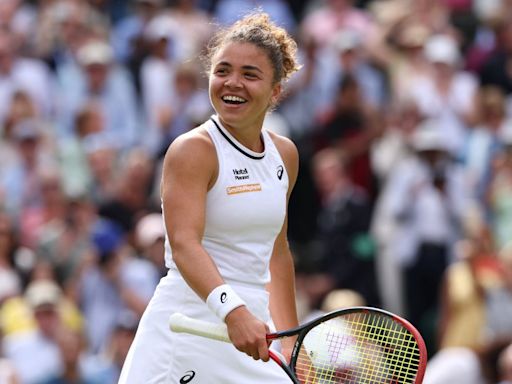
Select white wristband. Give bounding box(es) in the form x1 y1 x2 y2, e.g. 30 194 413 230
206 284 246 321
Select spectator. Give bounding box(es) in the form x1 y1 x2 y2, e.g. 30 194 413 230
0 29 55 128
56 39 140 150
2 280 67 384
423 347 486 384
372 119 470 353
33 0 109 73
487 132 512 250
318 28 388 117
300 0 377 49
97 148 157 234
436 205 495 351
479 15 512 98
164 0 213 62
134 212 166 278
40 328 107 384
301 148 379 308
36 196 97 292
78 218 158 353
463 86 511 204
139 15 179 156
407 33 478 157
0 119 58 222
57 101 102 199
110 0 164 64
314 72 382 199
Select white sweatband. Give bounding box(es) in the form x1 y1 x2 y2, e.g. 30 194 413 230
206 284 246 321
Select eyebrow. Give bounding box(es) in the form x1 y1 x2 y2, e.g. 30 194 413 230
216 61 263 73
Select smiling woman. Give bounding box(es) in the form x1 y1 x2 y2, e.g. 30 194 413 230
118 11 303 384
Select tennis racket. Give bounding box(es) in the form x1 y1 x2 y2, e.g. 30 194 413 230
169 306 427 383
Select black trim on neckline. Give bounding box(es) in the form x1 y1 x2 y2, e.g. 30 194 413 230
210 118 265 160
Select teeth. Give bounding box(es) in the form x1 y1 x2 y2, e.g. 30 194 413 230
222 95 246 103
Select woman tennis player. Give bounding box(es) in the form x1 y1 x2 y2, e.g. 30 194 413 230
118 11 301 383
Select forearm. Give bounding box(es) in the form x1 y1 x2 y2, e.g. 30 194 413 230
268 248 299 332
172 239 225 301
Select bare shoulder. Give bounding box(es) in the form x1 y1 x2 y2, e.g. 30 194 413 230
268 131 298 158
162 127 218 188
267 130 299 187
163 127 215 167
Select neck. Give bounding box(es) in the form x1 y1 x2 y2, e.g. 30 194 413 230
217 116 265 152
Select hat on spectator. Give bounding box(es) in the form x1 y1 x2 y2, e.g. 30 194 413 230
424 34 460 66
12 119 41 142
333 29 362 53
145 15 175 41
411 119 450 152
77 40 114 66
25 280 62 309
136 213 165 249
91 218 124 257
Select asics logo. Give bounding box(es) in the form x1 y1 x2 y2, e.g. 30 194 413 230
277 165 284 180
180 371 196 383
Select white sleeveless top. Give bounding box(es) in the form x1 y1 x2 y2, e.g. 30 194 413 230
164 115 289 287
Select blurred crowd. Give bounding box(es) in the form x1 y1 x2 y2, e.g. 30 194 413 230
1 0 512 383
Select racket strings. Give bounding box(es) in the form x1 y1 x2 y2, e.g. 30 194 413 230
294 312 422 383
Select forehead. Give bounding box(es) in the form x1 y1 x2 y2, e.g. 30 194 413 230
212 41 272 70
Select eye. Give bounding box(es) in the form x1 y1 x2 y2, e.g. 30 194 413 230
244 72 258 79
214 67 228 76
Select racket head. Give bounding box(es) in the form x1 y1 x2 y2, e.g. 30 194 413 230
285 306 427 383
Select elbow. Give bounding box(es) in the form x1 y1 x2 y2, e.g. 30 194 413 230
168 232 198 269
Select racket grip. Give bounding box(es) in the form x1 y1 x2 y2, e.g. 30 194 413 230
169 313 231 343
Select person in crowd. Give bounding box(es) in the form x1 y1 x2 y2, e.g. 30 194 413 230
2 280 67 384
308 147 379 307
78 217 158 354
56 39 140 150
462 86 511 204
372 119 470 353
407 33 478 158
0 29 55 127
487 132 512 250
314 72 383 200
0 119 58 222
134 212 167 278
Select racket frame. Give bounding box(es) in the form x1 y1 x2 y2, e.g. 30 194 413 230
272 306 428 383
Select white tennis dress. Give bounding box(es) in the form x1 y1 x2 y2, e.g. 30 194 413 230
119 116 291 383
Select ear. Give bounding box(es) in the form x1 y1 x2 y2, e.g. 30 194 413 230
270 83 282 106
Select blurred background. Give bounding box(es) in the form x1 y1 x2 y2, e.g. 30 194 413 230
1 0 512 383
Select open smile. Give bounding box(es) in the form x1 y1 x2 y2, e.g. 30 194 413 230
221 95 247 105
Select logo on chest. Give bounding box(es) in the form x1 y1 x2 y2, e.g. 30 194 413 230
232 167 250 180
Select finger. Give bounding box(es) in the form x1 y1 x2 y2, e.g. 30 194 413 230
258 339 269 362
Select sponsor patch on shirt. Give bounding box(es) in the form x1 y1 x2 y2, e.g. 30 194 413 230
226 183 262 195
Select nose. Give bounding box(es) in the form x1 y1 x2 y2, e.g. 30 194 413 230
224 74 242 89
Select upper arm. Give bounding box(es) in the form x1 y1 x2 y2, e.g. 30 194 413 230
160 130 217 250
269 133 299 250
271 133 299 200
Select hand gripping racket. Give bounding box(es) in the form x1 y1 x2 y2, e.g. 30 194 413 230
169 306 427 383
